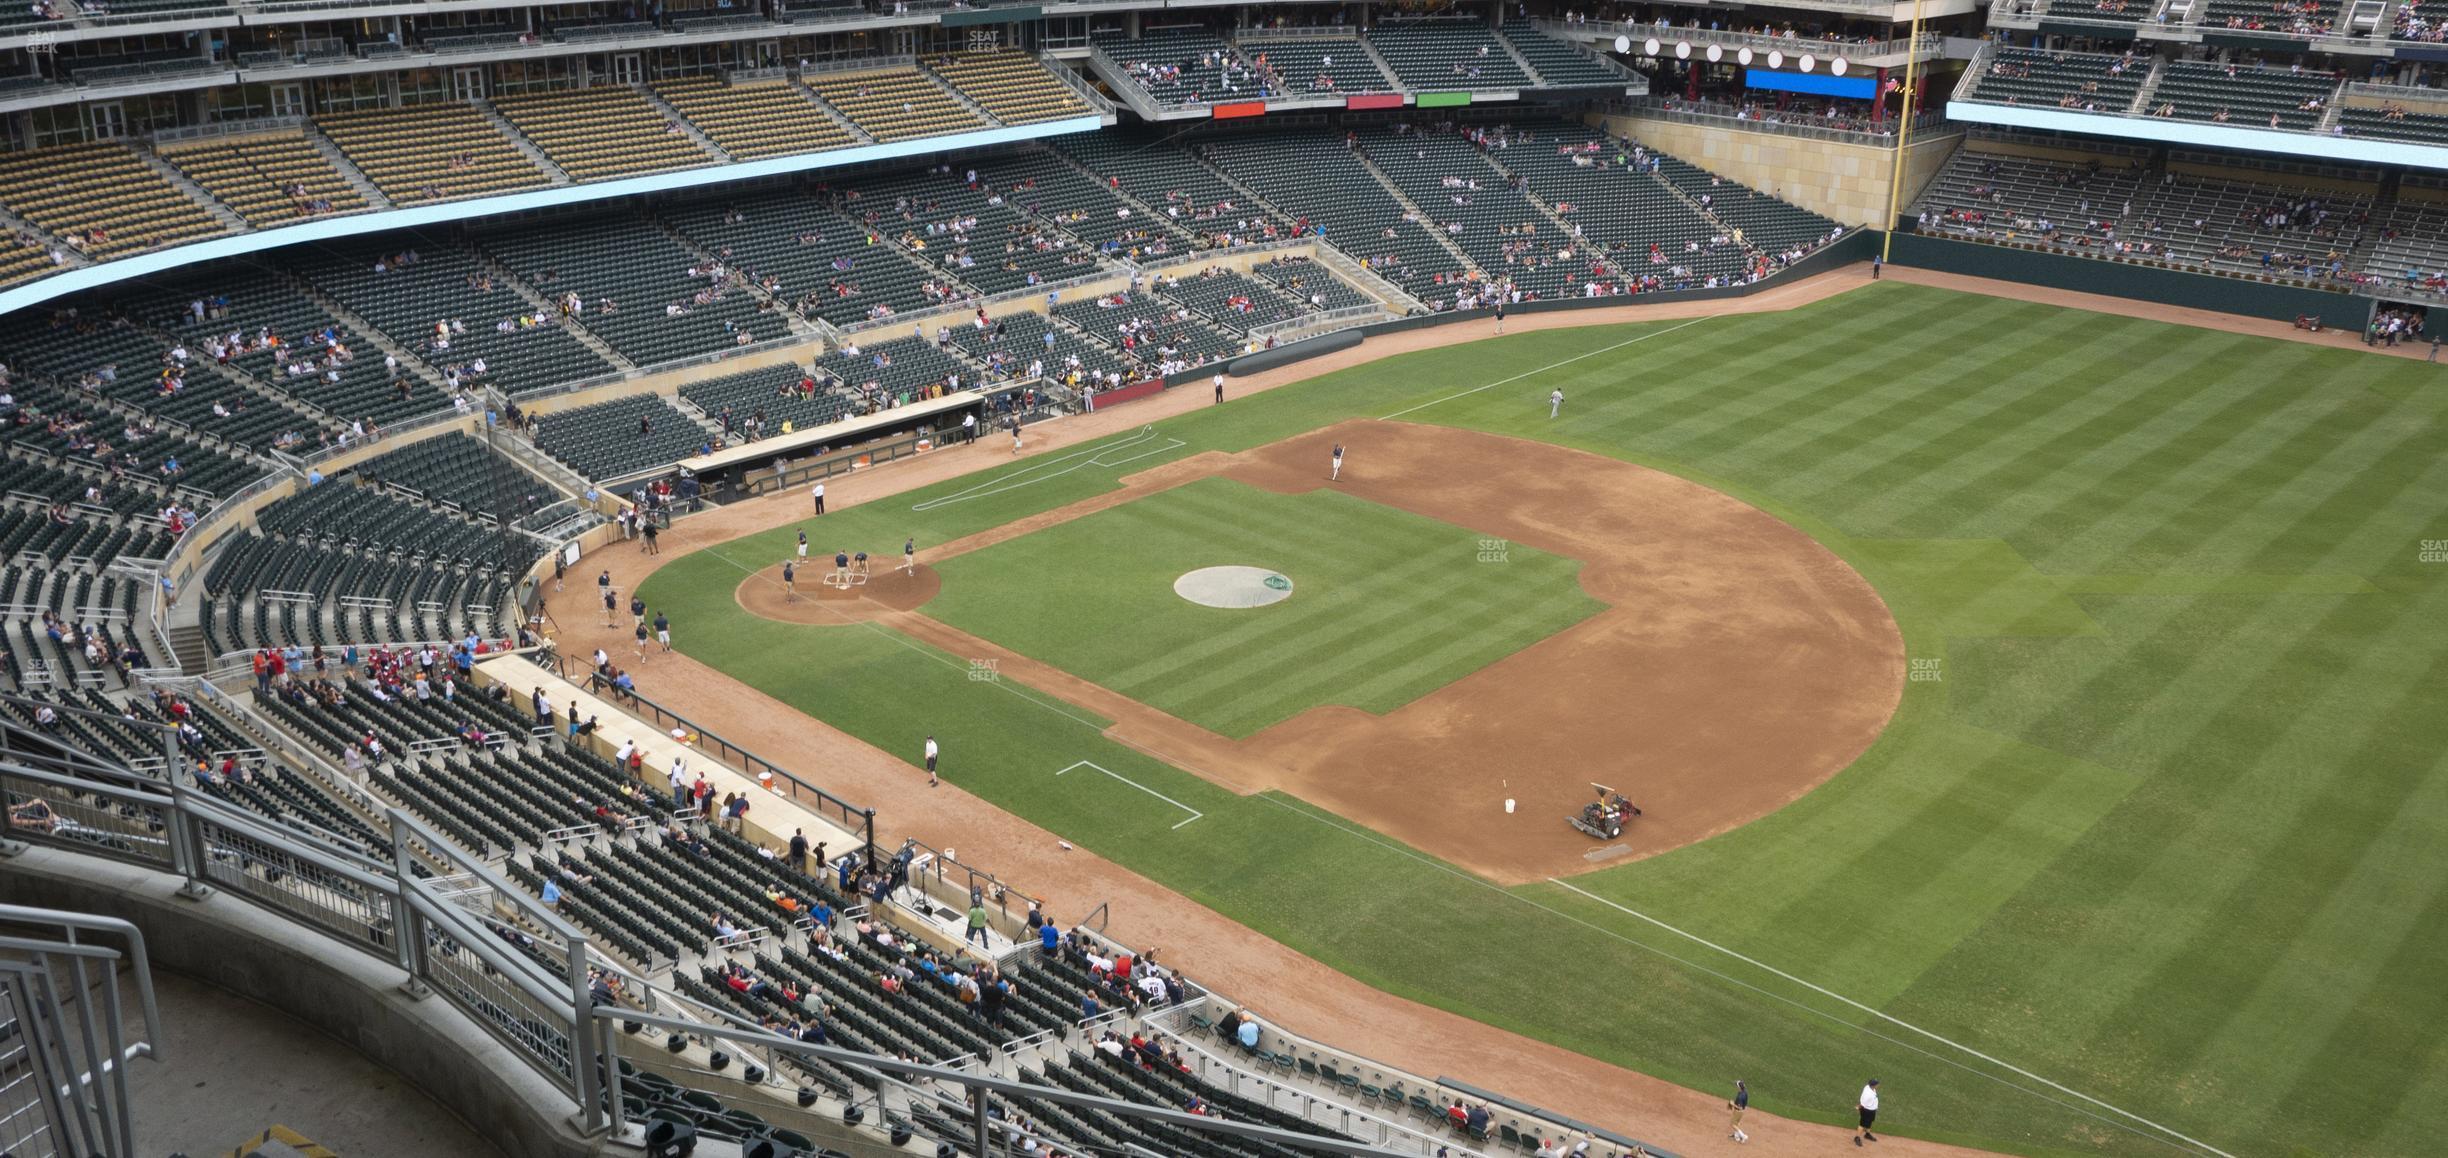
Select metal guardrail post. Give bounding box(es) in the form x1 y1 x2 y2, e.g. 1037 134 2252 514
389 812 430 995
568 918 606 1135
167 783 213 899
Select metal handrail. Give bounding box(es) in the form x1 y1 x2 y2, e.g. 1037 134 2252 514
1634 96 1955 143
1583 20 1939 62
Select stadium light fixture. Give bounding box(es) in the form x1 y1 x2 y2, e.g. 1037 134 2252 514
1800 54 1816 72
1615 34 1631 53
1831 57 1849 76
1675 41 1691 59
1767 50 1784 68
1644 37 1660 56
1707 44 1724 62
1738 46 1753 65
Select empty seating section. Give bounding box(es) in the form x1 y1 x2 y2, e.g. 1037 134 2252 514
1496 127 1751 286
0 308 300 478
680 364 855 431
492 87 713 182
317 103 546 204
349 432 558 520
1055 293 1243 371
659 193 943 330
0 232 54 289
974 150 1189 260
1365 19 1533 92
958 309 1128 387
2366 197 2448 296
1056 131 1291 248
299 243 616 395
255 479 511 570
1093 31 1246 107
2150 62 2338 129
1251 257 1375 311
162 135 365 228
6 374 265 498
1239 38 1394 95
2339 105 2448 144
1500 20 1625 87
1199 132 1472 292
1154 268 1306 333
1363 128 1602 298
138 270 421 426
1962 48 2148 112
1651 155 1837 255
1913 146 2378 281
805 69 983 143
817 334 976 402
1914 148 2151 250
0 142 224 258
2048 0 2152 21
2135 171 2373 275
481 222 787 366
856 167 1106 298
927 50 1091 125
201 484 514 652
532 394 707 481
654 77 856 160
2201 0 2337 34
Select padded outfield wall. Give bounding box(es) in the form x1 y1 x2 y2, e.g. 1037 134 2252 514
1885 232 2370 324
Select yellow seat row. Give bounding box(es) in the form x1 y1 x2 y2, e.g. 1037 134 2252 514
805 67 984 143
491 86 712 183
163 134 367 227
655 76 857 161
0 140 225 259
317 103 548 205
929 50 1091 126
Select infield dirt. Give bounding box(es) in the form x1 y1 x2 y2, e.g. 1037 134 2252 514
736 419 1908 885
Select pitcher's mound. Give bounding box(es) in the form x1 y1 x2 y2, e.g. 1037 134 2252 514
737 563 940 624
1176 566 1294 609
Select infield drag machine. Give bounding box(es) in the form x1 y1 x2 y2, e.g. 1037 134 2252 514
1568 783 1643 840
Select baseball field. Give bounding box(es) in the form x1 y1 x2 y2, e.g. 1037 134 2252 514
637 280 2448 1158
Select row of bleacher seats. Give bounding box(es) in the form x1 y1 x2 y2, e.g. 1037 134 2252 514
531 394 710 482
163 135 367 228
1963 47 2150 113
925 49 1092 125
0 141 223 261
315 102 545 205
1365 19 1533 92
653 76 857 160
805 67 984 143
348 431 561 522
481 218 791 367
1242 37 1396 96
1909 145 2421 288
493 86 714 182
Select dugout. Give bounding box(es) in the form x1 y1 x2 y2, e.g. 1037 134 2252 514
669 390 988 501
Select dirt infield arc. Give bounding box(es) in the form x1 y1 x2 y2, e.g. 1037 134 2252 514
738 419 1908 884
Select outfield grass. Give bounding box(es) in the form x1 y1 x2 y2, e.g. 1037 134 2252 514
923 478 1602 737
642 283 2448 1158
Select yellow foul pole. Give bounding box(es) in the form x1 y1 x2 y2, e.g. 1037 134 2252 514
1881 0 1933 264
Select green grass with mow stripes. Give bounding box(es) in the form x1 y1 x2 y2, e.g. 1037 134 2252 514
922 479 1600 737
640 282 2448 1158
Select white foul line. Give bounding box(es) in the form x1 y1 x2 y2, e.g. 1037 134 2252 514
911 425 1187 513
1544 878 2239 1158
1057 760 1202 829
1376 315 1711 422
